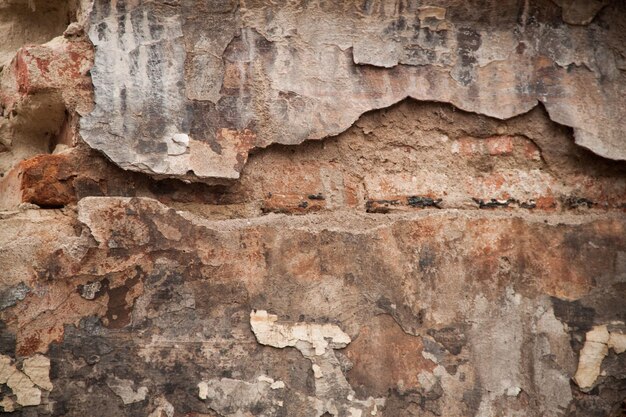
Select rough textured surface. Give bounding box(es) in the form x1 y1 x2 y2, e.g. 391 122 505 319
1 1 626 416
0 0 78 66
0 29 93 178
80 0 626 181
0 194 625 415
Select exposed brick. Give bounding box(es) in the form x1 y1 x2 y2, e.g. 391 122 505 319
457 136 480 155
485 135 514 155
535 196 558 210
261 193 326 214
18 154 77 208
524 141 542 161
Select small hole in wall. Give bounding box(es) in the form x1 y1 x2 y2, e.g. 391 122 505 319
48 110 74 153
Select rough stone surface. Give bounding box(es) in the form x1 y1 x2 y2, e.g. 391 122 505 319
0 32 93 177
0 193 625 415
1 1 626 416
80 0 626 181
0 0 78 66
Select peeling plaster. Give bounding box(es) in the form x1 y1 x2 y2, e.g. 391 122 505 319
249 310 384 416
250 309 351 356
0 354 52 410
22 354 53 392
197 376 286 416
81 0 626 182
574 324 626 390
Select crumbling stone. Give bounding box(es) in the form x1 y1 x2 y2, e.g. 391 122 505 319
0 1 625 416
80 0 626 182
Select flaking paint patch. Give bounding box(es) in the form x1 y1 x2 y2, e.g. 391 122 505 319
574 324 626 390
249 310 384 416
609 332 626 353
196 376 286 416
22 354 53 391
250 309 351 356
0 354 52 410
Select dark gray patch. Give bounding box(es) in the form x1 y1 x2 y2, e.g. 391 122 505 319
427 326 467 356
455 27 482 85
551 297 595 332
0 320 16 356
0 282 31 310
462 384 482 416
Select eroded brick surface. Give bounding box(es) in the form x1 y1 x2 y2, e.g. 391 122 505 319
0 1 625 416
0 197 624 416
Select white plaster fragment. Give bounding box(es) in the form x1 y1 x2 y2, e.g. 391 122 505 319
506 386 522 397
573 325 612 390
22 354 53 391
421 350 438 364
312 364 323 378
349 407 363 417
249 310 351 356
0 354 51 408
198 381 209 400
6 371 41 407
257 375 274 384
270 381 285 389
167 133 189 156
608 332 626 354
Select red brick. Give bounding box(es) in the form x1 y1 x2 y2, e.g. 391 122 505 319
0 155 75 210
535 196 558 210
262 193 326 214
486 135 514 155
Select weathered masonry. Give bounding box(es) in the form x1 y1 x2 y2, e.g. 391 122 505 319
0 1 625 416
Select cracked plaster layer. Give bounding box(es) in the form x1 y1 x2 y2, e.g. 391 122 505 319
0 354 52 411
106 376 149 405
80 0 626 181
573 324 626 390
249 310 384 417
1 196 625 415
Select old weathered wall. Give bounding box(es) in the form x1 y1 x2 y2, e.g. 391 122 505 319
0 1 625 416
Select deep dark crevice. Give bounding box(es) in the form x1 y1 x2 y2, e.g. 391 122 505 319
247 98 624 173
36 204 66 210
